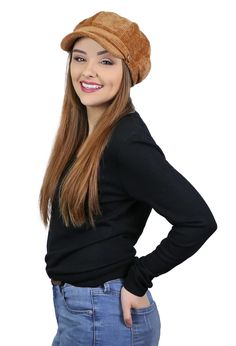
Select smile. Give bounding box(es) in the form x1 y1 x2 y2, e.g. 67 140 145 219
80 82 103 93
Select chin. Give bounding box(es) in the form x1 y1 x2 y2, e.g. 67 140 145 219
80 98 109 107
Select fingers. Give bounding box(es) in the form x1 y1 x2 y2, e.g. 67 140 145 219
120 286 133 328
123 305 132 328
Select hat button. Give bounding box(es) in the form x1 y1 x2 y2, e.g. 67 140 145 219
126 54 131 63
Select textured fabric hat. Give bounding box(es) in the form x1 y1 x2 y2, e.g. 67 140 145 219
60 11 151 86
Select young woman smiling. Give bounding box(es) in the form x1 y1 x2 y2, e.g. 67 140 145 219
39 11 217 346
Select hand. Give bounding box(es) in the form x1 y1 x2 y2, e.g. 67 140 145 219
120 286 150 328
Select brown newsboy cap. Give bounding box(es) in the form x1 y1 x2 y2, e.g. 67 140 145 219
60 11 151 86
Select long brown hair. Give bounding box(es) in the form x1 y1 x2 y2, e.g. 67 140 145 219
39 51 135 229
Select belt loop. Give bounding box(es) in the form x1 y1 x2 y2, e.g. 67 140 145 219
103 281 110 293
58 284 63 294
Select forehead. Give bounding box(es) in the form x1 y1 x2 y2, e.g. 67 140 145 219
73 37 107 52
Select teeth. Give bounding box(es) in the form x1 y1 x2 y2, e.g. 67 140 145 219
81 82 102 89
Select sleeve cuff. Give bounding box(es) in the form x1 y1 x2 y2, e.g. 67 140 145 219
123 258 155 297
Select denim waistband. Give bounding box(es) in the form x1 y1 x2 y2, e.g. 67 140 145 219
100 278 125 292
53 277 154 305
52 277 125 293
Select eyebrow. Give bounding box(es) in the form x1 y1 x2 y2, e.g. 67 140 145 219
72 49 109 56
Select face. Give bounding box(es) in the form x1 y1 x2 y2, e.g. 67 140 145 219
70 37 123 116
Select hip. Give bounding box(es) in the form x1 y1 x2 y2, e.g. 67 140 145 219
51 277 161 345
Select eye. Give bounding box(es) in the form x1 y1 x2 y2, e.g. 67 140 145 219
101 59 113 65
73 56 85 62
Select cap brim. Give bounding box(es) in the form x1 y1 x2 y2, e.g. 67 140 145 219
60 29 124 60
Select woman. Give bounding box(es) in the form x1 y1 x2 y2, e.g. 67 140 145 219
39 11 217 346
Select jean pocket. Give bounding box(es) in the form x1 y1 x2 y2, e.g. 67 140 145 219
61 284 93 315
131 290 156 315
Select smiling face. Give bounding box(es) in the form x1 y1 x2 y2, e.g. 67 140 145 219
70 37 123 117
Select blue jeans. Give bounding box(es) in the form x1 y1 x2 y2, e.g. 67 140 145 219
52 277 161 345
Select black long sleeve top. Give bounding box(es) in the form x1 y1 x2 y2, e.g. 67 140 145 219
45 110 217 296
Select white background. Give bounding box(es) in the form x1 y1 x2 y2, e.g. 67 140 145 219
0 1 235 345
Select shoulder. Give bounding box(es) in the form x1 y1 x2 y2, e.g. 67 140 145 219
109 110 165 158
110 110 153 146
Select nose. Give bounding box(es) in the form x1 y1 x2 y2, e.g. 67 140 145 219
81 60 98 78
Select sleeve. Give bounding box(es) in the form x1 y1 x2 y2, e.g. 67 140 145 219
117 130 217 297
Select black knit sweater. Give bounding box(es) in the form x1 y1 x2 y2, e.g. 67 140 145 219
45 111 217 296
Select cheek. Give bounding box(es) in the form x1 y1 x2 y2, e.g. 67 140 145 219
116 67 123 88
111 69 123 91
70 64 80 81
113 76 122 91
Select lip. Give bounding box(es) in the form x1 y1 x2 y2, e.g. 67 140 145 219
80 81 104 93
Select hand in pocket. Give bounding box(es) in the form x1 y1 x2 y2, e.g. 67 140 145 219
120 286 150 328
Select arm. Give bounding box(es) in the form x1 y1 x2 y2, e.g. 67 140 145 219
117 130 217 297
